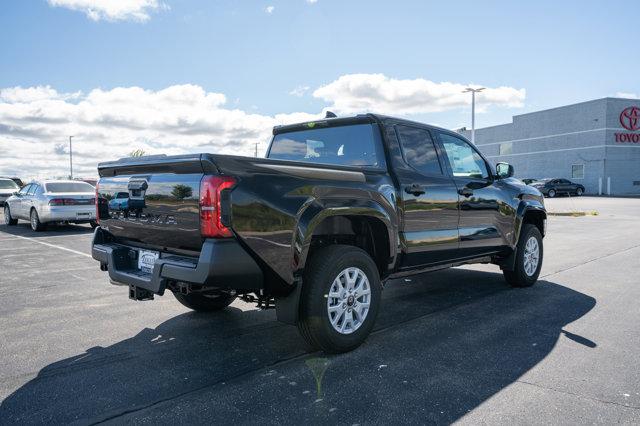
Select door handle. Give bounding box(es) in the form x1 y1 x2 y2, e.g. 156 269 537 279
458 187 474 197
405 184 425 196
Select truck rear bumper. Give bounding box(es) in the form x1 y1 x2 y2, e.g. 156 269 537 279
91 228 263 296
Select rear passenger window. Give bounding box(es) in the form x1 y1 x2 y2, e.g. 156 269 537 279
395 125 442 175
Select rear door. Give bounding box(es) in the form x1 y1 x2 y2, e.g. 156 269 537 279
23 184 37 218
394 124 459 268
559 179 574 193
435 131 506 258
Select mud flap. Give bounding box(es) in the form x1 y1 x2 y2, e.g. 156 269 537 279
500 247 517 271
275 282 302 325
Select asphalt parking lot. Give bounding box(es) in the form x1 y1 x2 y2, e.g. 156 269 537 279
1 196 639 425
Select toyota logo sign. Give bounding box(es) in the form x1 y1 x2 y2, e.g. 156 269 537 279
620 106 640 131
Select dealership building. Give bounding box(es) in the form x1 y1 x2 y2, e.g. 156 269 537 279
461 98 640 195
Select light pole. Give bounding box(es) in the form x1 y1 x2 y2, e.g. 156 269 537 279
69 136 74 179
463 87 485 144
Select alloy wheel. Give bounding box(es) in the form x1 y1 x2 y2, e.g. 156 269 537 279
326 267 371 334
30 210 38 231
523 236 540 276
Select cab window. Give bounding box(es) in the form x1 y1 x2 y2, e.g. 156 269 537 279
268 123 385 168
395 125 442 175
27 185 38 195
438 133 489 179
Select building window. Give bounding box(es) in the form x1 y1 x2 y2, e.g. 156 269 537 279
499 142 513 155
572 164 584 179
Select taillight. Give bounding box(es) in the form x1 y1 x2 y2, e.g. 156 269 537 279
49 198 77 205
95 182 100 224
199 175 236 238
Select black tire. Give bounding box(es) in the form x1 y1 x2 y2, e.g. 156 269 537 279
90 220 99 229
30 208 46 232
4 205 18 226
297 245 382 354
503 224 543 288
547 189 556 198
173 291 236 312
576 187 583 196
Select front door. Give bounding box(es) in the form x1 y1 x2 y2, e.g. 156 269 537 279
436 132 505 258
394 125 460 268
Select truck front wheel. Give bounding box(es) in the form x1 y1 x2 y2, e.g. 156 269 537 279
173 291 236 312
503 224 543 287
297 245 382 354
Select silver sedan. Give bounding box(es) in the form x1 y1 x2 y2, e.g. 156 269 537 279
3 180 97 231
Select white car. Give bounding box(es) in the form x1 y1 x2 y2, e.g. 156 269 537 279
3 180 97 231
0 178 20 206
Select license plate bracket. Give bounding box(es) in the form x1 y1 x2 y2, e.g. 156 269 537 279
137 249 160 274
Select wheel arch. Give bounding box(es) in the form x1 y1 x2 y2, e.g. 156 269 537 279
295 200 397 279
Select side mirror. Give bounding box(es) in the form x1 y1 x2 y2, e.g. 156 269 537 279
496 162 514 179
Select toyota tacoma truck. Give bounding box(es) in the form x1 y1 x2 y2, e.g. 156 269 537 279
92 114 546 353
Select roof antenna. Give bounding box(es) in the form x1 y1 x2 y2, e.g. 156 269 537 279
325 111 337 118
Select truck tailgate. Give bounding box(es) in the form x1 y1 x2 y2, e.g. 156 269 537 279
97 155 210 252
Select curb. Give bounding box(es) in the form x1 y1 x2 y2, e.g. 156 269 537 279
547 211 599 217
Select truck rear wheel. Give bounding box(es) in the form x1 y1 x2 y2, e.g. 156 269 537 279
297 245 381 354
503 224 543 287
173 291 236 312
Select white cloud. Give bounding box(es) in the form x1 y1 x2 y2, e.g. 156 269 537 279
0 84 320 179
288 85 310 97
306 0 318 3
46 0 168 22
615 92 639 99
313 73 525 115
0 75 527 179
265 5 275 14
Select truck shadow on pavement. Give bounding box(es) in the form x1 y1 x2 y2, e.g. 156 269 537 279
0 269 596 424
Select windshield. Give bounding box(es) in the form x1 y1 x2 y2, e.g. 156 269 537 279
268 123 385 168
0 179 19 190
45 182 95 193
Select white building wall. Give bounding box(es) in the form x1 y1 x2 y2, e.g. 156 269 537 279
463 98 640 195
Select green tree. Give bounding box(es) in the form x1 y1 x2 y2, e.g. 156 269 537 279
129 149 146 157
171 184 193 200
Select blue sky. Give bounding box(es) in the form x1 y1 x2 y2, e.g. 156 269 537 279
1 0 638 177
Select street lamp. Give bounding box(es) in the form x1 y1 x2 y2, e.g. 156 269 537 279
462 87 485 144
69 136 74 179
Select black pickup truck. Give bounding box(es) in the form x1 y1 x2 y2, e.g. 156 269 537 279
92 114 546 353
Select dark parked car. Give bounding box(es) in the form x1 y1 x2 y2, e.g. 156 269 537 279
0 176 24 188
522 178 538 185
92 114 547 353
0 178 20 206
530 178 585 197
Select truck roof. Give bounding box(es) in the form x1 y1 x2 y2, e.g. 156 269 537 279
272 113 462 139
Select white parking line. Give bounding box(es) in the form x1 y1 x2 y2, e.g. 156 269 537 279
10 234 92 258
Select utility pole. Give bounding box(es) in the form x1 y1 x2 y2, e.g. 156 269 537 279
69 136 74 179
462 87 485 144
254 143 259 158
